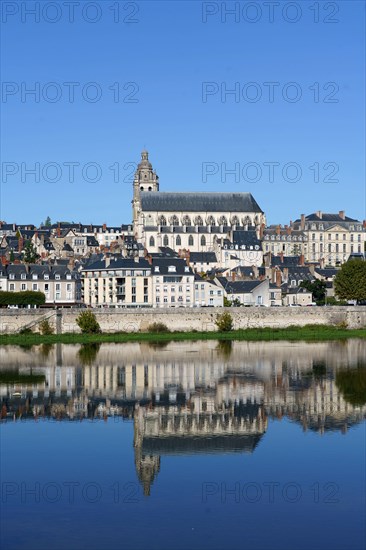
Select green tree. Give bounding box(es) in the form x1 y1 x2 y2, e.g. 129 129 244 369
44 216 52 227
23 241 39 263
300 279 326 304
334 259 366 302
76 310 101 334
9 250 15 263
215 312 233 332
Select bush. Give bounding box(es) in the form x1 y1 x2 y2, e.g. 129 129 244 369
19 327 33 335
215 312 233 332
76 310 101 334
147 322 169 333
39 319 54 335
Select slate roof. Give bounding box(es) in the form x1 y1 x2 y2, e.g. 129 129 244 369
271 256 302 267
315 268 338 278
189 252 217 263
216 277 264 293
140 192 263 213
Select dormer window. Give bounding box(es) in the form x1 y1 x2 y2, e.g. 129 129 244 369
55 274 60 280
32 274 38 280
184 266 190 273
154 266 160 273
21 273 26 280
168 266 176 272
9 274 15 280
44 274 49 280
291 279 296 287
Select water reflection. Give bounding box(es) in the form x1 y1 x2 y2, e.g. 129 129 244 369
1 340 365 496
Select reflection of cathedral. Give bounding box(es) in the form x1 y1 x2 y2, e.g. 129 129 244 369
1 340 365 495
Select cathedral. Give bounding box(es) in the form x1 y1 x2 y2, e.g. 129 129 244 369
132 151 266 254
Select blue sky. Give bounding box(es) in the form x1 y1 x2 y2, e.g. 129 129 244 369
1 0 365 226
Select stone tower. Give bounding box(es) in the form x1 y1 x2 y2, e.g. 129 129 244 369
132 150 159 227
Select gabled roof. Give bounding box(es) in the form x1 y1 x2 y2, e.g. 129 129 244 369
140 192 263 213
189 252 217 263
216 277 265 294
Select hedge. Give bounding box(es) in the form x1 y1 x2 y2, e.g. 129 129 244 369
0 290 46 306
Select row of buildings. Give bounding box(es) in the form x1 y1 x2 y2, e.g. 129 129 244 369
0 151 364 308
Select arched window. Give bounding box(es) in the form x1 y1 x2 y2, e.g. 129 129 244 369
159 216 167 226
176 235 181 246
163 235 169 246
188 235 194 247
218 216 227 226
207 216 215 226
195 216 203 226
149 236 155 247
201 235 206 246
243 216 251 226
231 216 239 226
182 215 191 226
171 215 179 226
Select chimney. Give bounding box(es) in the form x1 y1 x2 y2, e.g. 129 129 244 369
18 237 24 252
276 269 282 288
231 271 236 282
147 254 153 265
299 254 305 266
339 210 345 220
286 226 292 235
283 267 289 283
276 224 281 235
103 223 107 231
316 211 322 219
105 256 110 268
260 223 265 239
279 251 284 263
57 227 61 237
300 214 305 230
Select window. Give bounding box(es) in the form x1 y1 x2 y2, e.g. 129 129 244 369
176 235 181 246
32 283 38 291
159 216 167 226
21 283 27 291
201 235 206 246
55 275 60 280
45 284 49 292
149 236 155 247
182 215 191 226
219 216 227 225
171 215 179 226
56 283 61 291
21 273 26 280
207 216 215 226
195 216 203 226
188 235 194 247
312 233 315 240
67 283 72 292
9 283 15 291
163 235 169 246
44 274 49 280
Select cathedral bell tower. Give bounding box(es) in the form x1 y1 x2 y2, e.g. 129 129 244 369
132 150 159 227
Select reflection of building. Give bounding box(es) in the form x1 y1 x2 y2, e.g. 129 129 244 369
1 340 365 493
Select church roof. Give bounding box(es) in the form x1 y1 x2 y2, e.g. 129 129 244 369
140 192 263 213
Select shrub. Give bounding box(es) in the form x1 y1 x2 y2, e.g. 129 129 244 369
39 319 54 335
147 322 169 333
19 327 33 335
215 312 233 332
76 310 101 334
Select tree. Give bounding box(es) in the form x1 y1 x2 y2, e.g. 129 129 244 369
9 250 15 263
23 241 39 264
215 312 233 332
334 259 366 302
300 279 326 304
44 216 51 227
76 310 101 334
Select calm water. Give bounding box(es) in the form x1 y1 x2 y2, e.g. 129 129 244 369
1 340 365 550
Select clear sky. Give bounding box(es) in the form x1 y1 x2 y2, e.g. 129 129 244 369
1 0 365 226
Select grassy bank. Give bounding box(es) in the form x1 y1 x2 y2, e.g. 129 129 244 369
1 325 366 346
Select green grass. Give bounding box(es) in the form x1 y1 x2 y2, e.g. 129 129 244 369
1 325 366 346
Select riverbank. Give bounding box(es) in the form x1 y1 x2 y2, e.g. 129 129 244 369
1 325 366 346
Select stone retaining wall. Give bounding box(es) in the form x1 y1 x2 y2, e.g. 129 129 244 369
1 307 366 334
